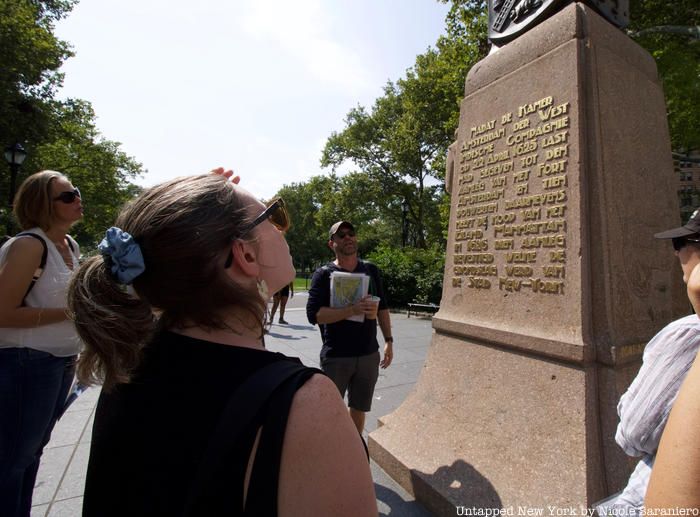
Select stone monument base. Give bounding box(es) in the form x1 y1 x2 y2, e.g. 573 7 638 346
370 333 640 513
369 3 684 513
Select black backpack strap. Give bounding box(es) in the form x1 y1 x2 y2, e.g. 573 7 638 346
184 360 321 517
243 366 320 515
15 232 48 302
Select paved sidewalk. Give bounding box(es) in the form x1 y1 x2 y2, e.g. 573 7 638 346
31 292 434 516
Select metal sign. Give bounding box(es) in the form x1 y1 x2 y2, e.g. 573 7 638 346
488 0 629 45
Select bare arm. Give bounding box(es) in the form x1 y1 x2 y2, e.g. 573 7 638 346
278 374 378 517
315 297 374 325
377 309 393 368
645 350 700 509
0 238 68 327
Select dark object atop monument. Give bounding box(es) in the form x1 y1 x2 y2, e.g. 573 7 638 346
489 0 629 45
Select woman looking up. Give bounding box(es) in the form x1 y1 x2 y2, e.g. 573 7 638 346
69 173 377 517
0 171 83 517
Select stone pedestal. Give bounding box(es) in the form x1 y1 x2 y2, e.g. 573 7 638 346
369 3 686 513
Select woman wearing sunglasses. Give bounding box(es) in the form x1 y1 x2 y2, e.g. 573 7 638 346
0 171 82 516
69 173 376 516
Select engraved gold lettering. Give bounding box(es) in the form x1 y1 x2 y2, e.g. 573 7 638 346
520 154 538 167
513 170 530 183
506 251 537 263
546 205 567 218
543 265 565 278
537 102 569 121
545 145 569 160
531 278 564 294
512 118 530 131
536 160 567 177
506 265 533 277
518 96 553 118
467 277 492 289
542 174 567 190
549 250 566 262
521 234 566 248
458 182 486 195
470 120 496 137
494 239 514 250
521 208 541 221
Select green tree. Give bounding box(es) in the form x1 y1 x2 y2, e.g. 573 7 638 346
276 177 332 274
0 0 76 149
627 0 700 153
0 0 144 247
322 0 488 249
27 99 143 247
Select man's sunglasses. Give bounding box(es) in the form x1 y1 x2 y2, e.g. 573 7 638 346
333 229 355 239
224 198 290 269
672 236 700 252
53 188 81 204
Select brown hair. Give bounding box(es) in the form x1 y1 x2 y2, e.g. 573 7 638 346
68 175 266 390
13 170 67 231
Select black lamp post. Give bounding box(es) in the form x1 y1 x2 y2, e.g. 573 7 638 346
401 198 409 247
4 143 27 234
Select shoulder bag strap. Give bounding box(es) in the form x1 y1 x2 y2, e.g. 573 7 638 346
183 360 317 517
15 232 48 302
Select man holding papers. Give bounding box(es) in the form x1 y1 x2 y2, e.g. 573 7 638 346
306 221 394 434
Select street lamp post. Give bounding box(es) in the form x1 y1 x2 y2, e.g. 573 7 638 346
401 198 409 247
4 143 27 235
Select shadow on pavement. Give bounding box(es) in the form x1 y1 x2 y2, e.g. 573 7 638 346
375 483 432 516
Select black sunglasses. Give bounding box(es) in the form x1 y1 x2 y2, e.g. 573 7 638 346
224 198 290 269
333 229 355 239
672 236 700 252
53 188 81 204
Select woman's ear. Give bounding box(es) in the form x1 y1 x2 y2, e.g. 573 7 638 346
228 240 260 278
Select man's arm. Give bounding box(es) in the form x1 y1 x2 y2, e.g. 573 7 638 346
378 309 393 368
316 304 365 325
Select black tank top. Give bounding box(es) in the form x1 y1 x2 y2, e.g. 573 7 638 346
82 331 317 516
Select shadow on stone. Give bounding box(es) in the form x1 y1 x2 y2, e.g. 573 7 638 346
411 460 502 515
375 483 432 516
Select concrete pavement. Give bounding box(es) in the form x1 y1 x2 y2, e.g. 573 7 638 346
30 292 435 516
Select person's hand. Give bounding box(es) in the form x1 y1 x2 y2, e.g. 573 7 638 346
210 167 240 184
350 298 366 316
688 262 700 315
380 342 393 369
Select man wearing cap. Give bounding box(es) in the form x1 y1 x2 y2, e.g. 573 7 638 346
306 221 393 434
597 210 700 515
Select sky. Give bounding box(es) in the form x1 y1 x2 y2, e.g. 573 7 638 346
54 0 451 200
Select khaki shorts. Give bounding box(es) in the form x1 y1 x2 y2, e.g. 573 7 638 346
321 351 380 412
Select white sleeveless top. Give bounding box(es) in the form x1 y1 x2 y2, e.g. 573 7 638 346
0 227 81 356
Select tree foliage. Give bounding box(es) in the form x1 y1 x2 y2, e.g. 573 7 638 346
627 0 700 153
0 0 76 148
0 0 143 247
367 244 445 306
321 1 488 251
28 100 143 246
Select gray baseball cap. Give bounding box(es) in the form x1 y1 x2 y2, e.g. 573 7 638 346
328 221 355 239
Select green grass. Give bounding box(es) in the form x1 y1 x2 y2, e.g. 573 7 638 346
293 277 310 291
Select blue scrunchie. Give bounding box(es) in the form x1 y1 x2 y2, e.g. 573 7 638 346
98 227 145 285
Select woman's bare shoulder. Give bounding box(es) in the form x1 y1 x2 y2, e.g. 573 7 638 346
279 372 377 517
2 235 44 267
